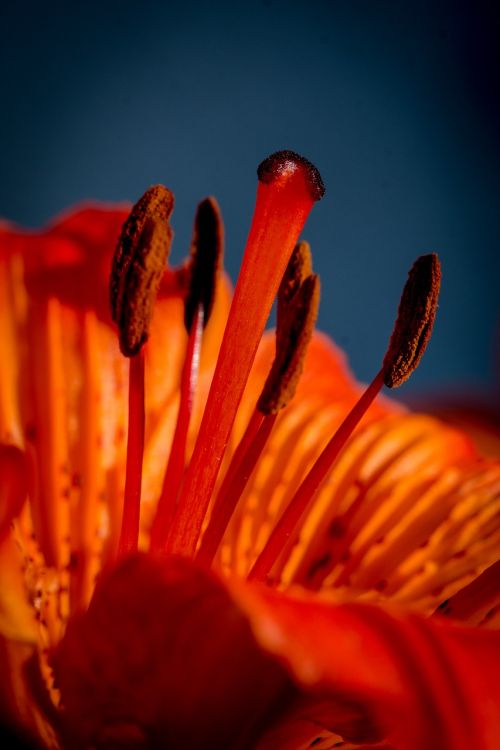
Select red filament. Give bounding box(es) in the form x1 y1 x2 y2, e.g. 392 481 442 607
249 369 385 582
198 409 277 565
150 305 204 551
118 350 145 556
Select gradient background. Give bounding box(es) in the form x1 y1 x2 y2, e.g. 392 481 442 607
1 0 499 398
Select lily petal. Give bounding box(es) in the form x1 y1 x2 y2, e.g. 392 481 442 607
55 554 500 750
230 575 500 750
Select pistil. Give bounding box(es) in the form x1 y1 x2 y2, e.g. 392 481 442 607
249 254 441 582
167 151 325 556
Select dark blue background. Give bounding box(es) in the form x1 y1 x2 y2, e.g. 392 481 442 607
1 0 499 397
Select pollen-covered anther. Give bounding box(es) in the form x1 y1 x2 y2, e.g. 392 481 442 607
258 242 320 414
276 240 313 327
258 150 325 202
382 253 441 388
110 185 174 357
184 197 224 332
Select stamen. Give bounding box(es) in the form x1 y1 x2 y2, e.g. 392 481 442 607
149 304 204 550
110 185 174 357
197 411 277 565
249 369 385 582
117 349 145 556
258 247 319 414
167 154 324 556
276 240 313 329
150 198 223 550
382 253 441 388
249 253 442 582
184 197 223 331
197 244 319 564
111 186 174 556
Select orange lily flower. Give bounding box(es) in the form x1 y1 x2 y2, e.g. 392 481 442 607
0 152 499 750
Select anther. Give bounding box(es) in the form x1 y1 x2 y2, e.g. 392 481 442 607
382 253 441 388
277 240 313 328
184 197 223 332
110 185 174 357
258 242 320 414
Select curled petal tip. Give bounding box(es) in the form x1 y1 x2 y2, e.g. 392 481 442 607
257 150 325 202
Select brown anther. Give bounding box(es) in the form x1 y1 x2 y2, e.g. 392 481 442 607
257 150 326 202
382 253 441 388
110 185 174 357
184 197 224 332
258 245 320 414
277 241 313 332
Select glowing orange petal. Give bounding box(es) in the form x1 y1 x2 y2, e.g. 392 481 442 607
230 579 500 750
0 535 37 643
54 555 500 749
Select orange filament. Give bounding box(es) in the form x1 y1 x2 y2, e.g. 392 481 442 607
118 350 145 556
222 408 266 491
167 151 325 556
150 304 204 551
197 409 277 565
249 369 385 582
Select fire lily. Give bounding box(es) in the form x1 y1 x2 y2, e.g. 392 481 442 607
0 151 498 750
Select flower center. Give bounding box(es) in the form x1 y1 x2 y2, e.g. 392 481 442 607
110 151 441 584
